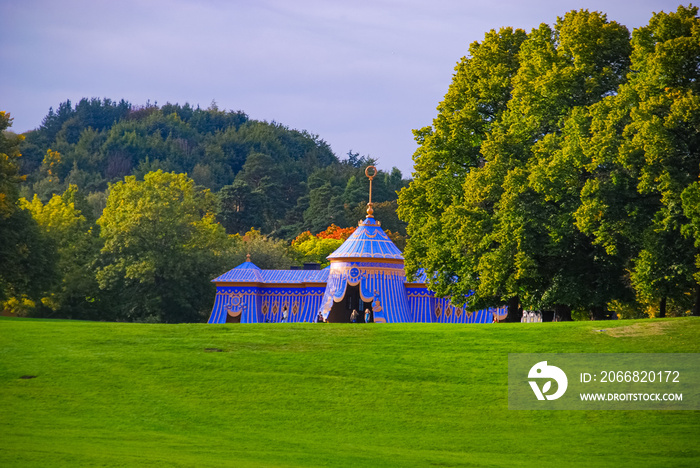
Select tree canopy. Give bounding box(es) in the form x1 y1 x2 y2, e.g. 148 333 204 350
1 112 57 305
399 5 700 320
96 171 232 322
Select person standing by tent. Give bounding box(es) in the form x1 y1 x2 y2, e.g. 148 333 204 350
350 309 359 323
282 307 288 323
365 308 372 323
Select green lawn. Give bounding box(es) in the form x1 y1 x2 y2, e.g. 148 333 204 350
1 317 699 467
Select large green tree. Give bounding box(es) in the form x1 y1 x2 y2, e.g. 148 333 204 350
226 228 296 270
217 179 265 234
96 171 233 322
0 111 56 305
19 185 102 318
400 11 633 319
495 10 633 320
576 5 700 317
398 27 527 305
399 9 687 320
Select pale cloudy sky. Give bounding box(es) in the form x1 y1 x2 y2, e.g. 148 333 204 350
0 0 683 175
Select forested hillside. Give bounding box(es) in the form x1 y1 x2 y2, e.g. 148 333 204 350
1 101 408 322
18 98 408 237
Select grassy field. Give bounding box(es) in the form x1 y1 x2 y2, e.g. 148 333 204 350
1 317 699 467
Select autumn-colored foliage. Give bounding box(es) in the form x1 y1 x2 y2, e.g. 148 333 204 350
291 230 313 246
316 224 356 240
291 225 356 266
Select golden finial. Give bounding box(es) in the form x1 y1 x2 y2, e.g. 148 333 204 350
246 253 251 262
365 165 377 218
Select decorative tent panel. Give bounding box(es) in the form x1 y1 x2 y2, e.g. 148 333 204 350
405 286 495 324
492 305 509 322
208 286 261 323
405 287 436 322
318 261 410 322
432 296 493 324
209 285 326 324
258 286 325 323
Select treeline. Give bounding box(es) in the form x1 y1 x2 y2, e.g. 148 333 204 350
399 6 700 320
0 100 408 322
18 98 408 238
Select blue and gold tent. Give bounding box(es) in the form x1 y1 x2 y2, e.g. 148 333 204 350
208 167 506 324
318 216 410 323
208 255 329 323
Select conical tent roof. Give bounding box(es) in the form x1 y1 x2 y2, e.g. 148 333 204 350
327 217 403 261
212 256 263 282
233 258 262 271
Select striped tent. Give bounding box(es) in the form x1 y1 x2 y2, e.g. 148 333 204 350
208 258 329 323
318 216 411 323
207 217 499 324
208 166 500 324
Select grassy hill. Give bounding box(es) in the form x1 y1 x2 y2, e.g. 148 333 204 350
1 317 699 467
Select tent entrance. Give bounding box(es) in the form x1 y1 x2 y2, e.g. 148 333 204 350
326 283 371 323
225 308 242 323
225 312 241 324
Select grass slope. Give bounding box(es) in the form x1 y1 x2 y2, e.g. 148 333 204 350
1 317 699 467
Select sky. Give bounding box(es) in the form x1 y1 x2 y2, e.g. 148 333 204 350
0 0 684 176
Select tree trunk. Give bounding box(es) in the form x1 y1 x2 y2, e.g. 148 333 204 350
589 305 609 321
659 296 667 318
553 304 573 322
504 296 522 322
694 285 700 317
541 310 555 322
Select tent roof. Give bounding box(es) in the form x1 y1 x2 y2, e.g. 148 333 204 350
407 269 427 284
212 261 330 284
327 217 404 260
234 259 262 271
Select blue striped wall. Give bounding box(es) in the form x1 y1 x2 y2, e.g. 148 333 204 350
405 287 498 323
211 283 504 324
